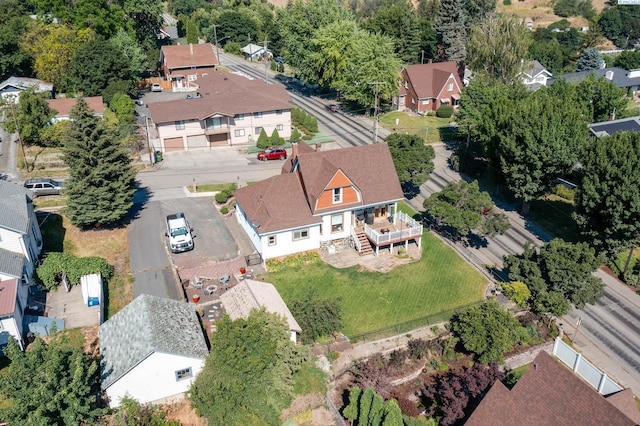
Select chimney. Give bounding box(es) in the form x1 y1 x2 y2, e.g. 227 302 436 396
190 43 193 55
291 142 298 159
605 70 614 80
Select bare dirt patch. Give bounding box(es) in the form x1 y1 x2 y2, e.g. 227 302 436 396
161 399 208 426
282 393 336 426
498 0 592 29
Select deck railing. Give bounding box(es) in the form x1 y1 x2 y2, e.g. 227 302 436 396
364 211 422 246
350 227 362 252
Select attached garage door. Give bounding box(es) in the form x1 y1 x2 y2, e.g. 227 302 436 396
187 134 207 149
163 137 184 152
208 133 228 147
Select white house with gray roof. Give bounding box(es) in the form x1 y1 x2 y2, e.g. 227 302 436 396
0 76 53 103
99 294 209 407
220 279 301 343
0 181 43 351
521 60 552 91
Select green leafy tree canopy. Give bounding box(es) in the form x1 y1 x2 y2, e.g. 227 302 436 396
386 133 435 188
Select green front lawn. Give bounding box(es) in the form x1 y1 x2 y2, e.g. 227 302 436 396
378 112 457 144
267 231 487 338
528 194 579 242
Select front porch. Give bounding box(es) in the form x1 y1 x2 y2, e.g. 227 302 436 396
351 211 423 256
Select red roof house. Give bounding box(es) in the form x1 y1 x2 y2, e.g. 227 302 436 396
46 96 104 122
394 62 463 114
159 43 218 91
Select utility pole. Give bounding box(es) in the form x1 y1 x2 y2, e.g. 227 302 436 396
212 24 220 65
368 81 382 143
141 114 154 166
262 38 271 84
9 101 28 172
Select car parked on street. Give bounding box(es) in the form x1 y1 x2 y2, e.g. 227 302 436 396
151 83 163 92
24 178 63 197
327 104 338 112
257 148 287 161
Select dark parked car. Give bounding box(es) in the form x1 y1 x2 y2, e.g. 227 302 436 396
274 57 286 63
257 148 287 161
327 104 338 112
24 178 63 197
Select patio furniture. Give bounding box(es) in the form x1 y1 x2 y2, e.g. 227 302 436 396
204 285 217 296
192 277 203 289
219 273 230 285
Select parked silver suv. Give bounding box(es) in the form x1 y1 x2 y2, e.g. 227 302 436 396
23 178 63 197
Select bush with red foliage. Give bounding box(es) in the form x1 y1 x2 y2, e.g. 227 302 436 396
421 362 504 425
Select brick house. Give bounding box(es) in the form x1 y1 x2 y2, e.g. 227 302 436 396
234 143 422 260
394 62 463 114
147 71 292 151
159 43 218 91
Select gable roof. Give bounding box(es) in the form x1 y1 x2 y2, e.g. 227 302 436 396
148 71 291 123
403 62 462 99
220 279 301 332
590 115 640 137
242 43 268 55
550 67 640 89
0 248 25 279
0 181 33 234
0 279 18 317
46 96 104 118
522 60 552 79
235 144 403 234
0 76 53 94
99 294 208 389
466 351 637 425
161 43 218 72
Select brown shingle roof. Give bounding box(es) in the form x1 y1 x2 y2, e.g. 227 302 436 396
0 279 18 317
147 71 292 123
404 62 461 99
466 351 637 426
235 143 404 234
297 143 404 214
161 43 218 70
234 173 321 234
46 96 104 117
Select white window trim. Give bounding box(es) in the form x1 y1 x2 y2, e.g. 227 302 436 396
268 235 276 246
234 129 245 137
331 214 343 233
175 367 193 381
175 120 185 130
448 82 453 91
255 127 262 135
277 124 283 131
293 229 309 241
333 188 342 204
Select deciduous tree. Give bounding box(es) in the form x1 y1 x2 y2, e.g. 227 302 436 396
290 288 342 343
386 133 435 188
63 99 136 227
2 89 55 150
573 132 640 265
0 337 104 425
189 309 307 426
451 301 521 363
576 74 627 122
467 14 531 84
65 36 128 95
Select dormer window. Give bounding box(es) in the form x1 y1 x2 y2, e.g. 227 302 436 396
333 188 342 203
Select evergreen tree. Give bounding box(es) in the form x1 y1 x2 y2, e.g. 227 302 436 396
436 0 468 63
186 18 199 44
257 128 269 149
63 99 136 227
289 128 301 143
270 128 283 145
576 47 604 71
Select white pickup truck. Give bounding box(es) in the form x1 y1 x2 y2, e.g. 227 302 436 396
165 213 194 253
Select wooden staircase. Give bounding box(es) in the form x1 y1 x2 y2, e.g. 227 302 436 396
356 232 374 256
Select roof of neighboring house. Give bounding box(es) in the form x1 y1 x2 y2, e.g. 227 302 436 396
242 43 268 55
590 115 640 137
0 279 18 317
234 143 404 234
466 351 638 426
0 248 25 279
46 96 104 118
220 279 301 332
522 60 552 79
161 43 218 71
99 294 209 389
0 76 53 93
550 67 640 89
403 62 462 100
148 70 292 123
0 181 33 234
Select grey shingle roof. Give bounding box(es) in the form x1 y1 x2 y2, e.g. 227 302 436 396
99 294 209 389
590 115 640 137
0 181 32 234
0 248 25 278
550 67 640 89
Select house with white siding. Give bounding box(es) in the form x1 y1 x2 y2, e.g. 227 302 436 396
99 294 209 407
0 181 44 351
147 71 292 151
234 143 422 260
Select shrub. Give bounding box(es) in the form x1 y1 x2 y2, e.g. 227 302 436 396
35 253 114 290
270 61 277 71
256 128 270 149
270 128 284 145
504 0 511 4
223 41 241 55
501 281 532 307
215 189 232 204
436 105 454 118
220 205 228 215
553 184 575 201
289 128 301 143
407 338 429 359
